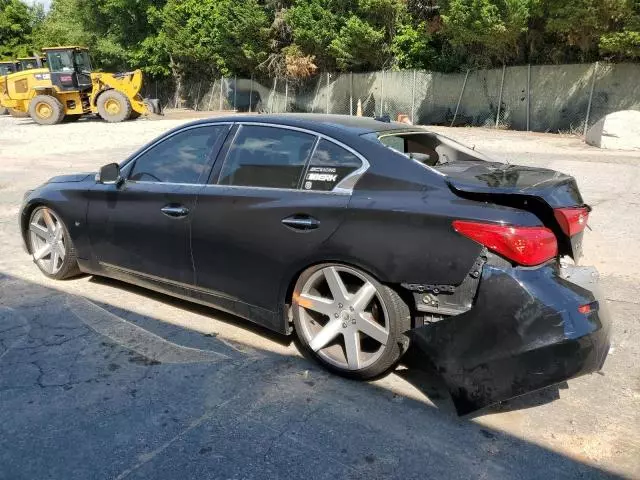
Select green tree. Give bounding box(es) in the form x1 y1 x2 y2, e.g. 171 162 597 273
442 0 535 66
161 0 270 77
0 0 41 59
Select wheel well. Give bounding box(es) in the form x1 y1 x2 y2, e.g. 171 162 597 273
20 202 44 254
93 87 113 106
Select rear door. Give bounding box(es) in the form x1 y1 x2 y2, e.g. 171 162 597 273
190 123 366 319
87 123 230 285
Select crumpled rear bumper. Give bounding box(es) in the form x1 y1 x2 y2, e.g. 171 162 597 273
408 263 611 415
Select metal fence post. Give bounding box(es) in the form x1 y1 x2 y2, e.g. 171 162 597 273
451 69 470 127
284 79 289 113
233 76 237 110
380 70 385 116
248 75 254 113
270 77 278 113
207 79 215 111
219 76 224 111
194 81 202 111
526 64 531 131
326 72 330 114
350 72 354 116
495 64 506 128
583 61 599 136
411 69 417 124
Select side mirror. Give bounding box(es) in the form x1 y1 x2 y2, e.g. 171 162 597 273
97 163 122 185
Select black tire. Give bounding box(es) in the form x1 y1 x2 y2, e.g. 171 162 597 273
128 110 141 120
9 108 29 118
0 106 7 115
27 206 81 280
28 95 65 125
62 114 82 123
97 90 132 123
292 263 411 380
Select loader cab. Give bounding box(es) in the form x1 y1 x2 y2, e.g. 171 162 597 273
0 61 18 76
42 47 93 92
16 56 45 71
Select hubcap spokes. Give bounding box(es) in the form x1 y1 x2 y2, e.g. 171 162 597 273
297 266 389 370
29 208 66 275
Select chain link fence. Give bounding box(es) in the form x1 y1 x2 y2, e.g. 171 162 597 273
145 62 640 134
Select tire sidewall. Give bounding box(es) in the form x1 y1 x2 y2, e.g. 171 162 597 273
28 95 64 125
291 262 409 380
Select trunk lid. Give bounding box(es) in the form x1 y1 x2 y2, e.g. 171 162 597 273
435 161 589 260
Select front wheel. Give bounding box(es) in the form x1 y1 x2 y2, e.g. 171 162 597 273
292 263 410 379
97 90 132 123
27 206 81 280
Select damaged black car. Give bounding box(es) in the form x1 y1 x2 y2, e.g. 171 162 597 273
19 114 610 414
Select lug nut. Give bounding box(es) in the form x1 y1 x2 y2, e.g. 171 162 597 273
338 303 343 308
342 322 347 328
351 318 356 324
334 313 339 318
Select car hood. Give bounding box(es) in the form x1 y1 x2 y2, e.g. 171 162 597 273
435 161 583 208
46 173 94 184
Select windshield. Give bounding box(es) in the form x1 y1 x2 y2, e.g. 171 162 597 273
74 50 92 72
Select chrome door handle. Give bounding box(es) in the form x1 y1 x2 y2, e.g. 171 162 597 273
282 215 320 231
161 205 190 218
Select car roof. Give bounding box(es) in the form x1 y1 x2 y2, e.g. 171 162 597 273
188 113 422 136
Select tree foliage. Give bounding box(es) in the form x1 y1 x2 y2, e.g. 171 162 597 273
1 0 638 79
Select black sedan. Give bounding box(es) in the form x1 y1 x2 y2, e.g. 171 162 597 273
20 114 611 414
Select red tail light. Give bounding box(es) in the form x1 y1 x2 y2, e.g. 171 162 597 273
554 207 589 237
453 220 558 266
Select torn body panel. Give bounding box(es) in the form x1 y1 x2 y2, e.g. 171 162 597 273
408 259 611 415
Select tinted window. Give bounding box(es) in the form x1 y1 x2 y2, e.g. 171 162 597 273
302 139 362 191
218 125 315 188
130 126 225 183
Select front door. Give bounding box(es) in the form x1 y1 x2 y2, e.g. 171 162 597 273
87 124 230 286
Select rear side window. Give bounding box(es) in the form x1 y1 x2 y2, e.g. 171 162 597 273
302 139 362 191
129 125 226 184
218 125 315 188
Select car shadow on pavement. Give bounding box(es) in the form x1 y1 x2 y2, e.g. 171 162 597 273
0 272 623 480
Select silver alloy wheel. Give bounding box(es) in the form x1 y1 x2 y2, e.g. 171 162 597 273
29 207 66 275
296 265 390 370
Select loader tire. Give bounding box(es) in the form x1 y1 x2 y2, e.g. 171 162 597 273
97 90 132 123
0 106 7 115
9 108 28 118
29 95 65 125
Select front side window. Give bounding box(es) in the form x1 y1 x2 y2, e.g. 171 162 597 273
302 139 362 191
129 125 226 184
218 125 316 189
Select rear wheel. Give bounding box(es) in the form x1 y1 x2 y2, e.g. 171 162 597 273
292 263 410 379
97 90 132 123
28 95 65 125
27 206 80 280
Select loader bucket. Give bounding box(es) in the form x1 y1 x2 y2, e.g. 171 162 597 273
144 98 163 116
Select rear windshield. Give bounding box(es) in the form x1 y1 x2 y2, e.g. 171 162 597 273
363 130 494 166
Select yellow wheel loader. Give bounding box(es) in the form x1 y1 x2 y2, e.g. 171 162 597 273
0 46 161 125
0 61 18 115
